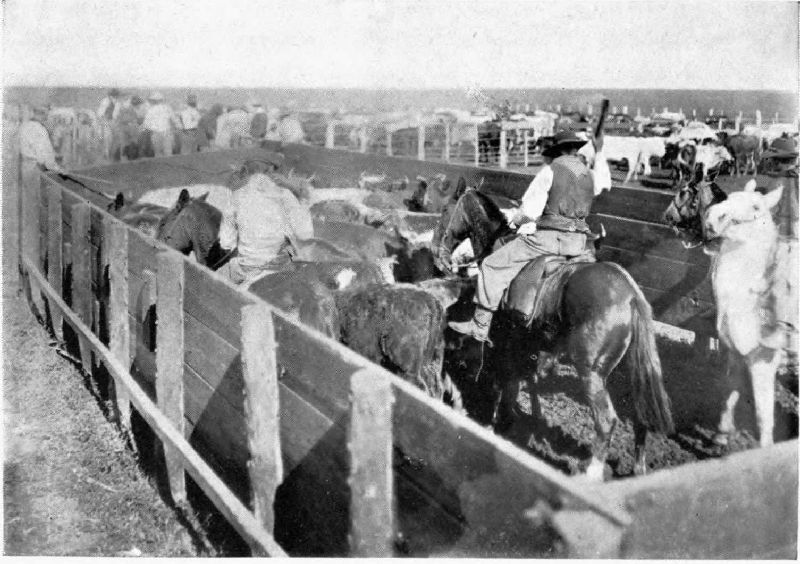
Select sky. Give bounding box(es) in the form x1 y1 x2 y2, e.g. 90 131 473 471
2 0 798 91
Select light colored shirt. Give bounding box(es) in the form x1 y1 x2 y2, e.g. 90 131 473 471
517 147 611 235
214 110 252 148
142 103 179 133
180 107 201 129
219 174 314 267
19 120 60 169
277 117 305 143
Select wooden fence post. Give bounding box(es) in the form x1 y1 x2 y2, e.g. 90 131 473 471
523 130 530 168
417 125 425 161
443 123 451 162
241 303 282 543
386 128 393 157
348 369 394 556
47 183 64 342
359 127 368 153
756 110 762 127
325 122 335 149
71 203 92 370
156 250 186 503
474 126 480 167
106 219 132 435
499 129 508 168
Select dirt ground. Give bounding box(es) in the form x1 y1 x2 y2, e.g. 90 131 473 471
1 123 224 556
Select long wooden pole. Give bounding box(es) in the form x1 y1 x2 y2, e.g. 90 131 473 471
47 183 64 342
156 250 187 503
241 304 283 538
106 218 132 435
348 368 394 556
22 257 287 557
71 202 93 370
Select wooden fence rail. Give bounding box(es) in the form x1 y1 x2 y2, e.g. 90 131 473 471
19 167 634 557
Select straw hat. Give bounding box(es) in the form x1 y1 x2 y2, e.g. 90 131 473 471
762 136 798 160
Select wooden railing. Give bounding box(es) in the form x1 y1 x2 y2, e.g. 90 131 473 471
15 164 633 557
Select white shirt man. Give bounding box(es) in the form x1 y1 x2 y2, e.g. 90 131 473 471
143 93 180 156
218 173 314 285
516 140 610 235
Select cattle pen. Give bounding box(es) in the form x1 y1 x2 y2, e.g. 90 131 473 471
14 143 797 558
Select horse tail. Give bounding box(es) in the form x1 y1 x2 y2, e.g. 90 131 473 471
608 263 675 435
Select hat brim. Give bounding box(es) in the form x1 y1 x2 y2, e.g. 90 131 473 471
547 139 587 156
762 149 798 160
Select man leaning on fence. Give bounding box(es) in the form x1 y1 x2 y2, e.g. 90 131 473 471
18 106 65 259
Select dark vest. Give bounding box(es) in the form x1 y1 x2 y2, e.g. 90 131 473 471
537 154 595 233
104 99 116 121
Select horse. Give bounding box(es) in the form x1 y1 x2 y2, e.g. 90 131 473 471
435 189 674 480
664 178 791 447
108 193 170 238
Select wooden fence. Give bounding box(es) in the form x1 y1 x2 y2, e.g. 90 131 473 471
17 163 633 557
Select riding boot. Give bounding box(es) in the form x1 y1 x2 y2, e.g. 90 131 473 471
448 306 494 346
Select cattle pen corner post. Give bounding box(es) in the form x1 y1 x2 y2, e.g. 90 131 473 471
347 369 395 557
240 302 282 543
156 250 187 504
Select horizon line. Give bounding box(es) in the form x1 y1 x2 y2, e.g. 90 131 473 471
4 84 797 94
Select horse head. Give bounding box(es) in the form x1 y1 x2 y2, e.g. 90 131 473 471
663 169 728 247
432 184 510 273
704 180 783 244
156 189 216 257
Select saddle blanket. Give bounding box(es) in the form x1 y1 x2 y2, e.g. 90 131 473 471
504 252 596 327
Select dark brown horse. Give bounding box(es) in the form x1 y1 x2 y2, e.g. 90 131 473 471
435 189 674 480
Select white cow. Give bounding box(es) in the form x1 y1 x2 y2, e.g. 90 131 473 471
602 136 666 183
695 144 733 174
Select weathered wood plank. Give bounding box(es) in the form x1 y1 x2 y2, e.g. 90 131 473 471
604 440 798 559
107 219 132 433
592 186 674 224
183 312 242 398
183 260 252 347
71 203 93 369
273 314 357 416
598 246 713 303
391 381 630 555
22 258 286 557
241 304 282 538
47 183 64 341
348 369 394 557
588 214 709 265
156 250 187 503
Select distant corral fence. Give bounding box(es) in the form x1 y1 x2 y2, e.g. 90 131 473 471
15 152 635 557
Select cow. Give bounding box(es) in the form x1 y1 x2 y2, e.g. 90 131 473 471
721 134 762 176
602 135 667 183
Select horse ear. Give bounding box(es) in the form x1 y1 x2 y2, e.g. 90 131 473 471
111 192 124 211
743 179 757 192
198 192 210 202
177 189 191 207
763 185 784 210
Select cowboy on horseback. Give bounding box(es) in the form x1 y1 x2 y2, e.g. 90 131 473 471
217 155 314 285
448 128 611 343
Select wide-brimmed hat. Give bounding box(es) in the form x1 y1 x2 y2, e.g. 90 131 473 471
130 95 144 106
148 91 165 102
108 88 121 97
762 136 799 160
32 105 49 117
545 131 587 157
187 93 198 105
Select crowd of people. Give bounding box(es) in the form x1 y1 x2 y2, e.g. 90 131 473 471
16 88 309 168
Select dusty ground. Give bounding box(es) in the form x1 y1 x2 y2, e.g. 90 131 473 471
1 124 225 556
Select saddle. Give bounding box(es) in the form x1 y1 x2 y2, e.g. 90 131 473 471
503 252 596 328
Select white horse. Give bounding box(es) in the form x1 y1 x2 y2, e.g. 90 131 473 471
703 179 790 447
